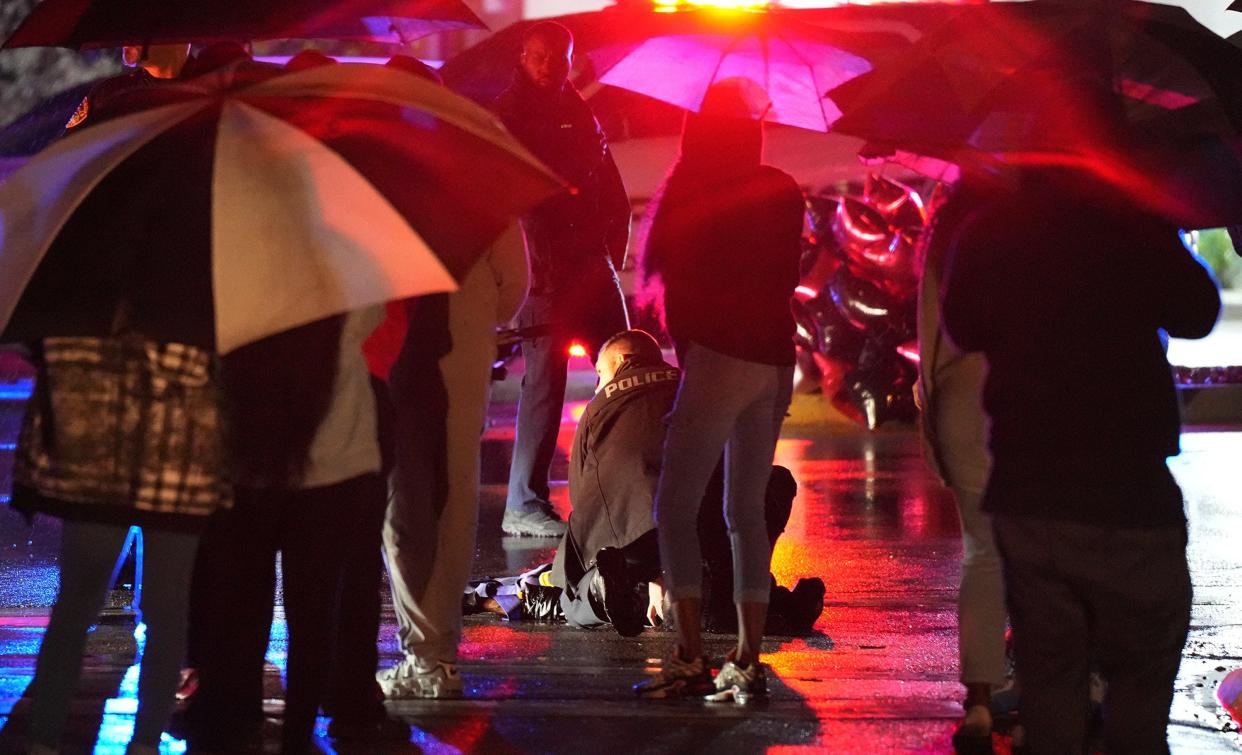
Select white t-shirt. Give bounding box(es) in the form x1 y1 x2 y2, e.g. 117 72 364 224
299 305 385 489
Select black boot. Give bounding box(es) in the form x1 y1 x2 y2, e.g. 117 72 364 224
591 547 644 637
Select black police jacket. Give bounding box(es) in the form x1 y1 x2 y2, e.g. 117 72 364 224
550 357 679 588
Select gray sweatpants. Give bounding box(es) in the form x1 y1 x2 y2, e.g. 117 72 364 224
28 520 198 749
952 486 1007 687
383 262 498 664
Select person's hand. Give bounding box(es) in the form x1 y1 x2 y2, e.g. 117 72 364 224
646 579 665 626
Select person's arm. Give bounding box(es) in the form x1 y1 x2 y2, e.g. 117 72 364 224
1155 229 1221 340
598 146 631 271
487 221 530 325
940 210 995 354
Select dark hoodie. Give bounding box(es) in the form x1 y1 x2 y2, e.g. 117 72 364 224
550 356 679 588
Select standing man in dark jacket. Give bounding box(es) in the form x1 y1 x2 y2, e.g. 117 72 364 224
496 20 632 537
941 167 1220 755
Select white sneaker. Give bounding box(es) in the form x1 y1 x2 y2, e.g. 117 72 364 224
705 660 767 705
376 656 464 699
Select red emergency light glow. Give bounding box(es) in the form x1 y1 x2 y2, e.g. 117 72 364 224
568 343 588 358
652 0 773 13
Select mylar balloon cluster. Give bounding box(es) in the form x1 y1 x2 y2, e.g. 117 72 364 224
795 175 925 429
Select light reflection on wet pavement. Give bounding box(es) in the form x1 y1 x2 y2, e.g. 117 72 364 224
0 378 1239 752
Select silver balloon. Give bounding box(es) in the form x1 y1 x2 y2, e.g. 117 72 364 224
832 197 892 263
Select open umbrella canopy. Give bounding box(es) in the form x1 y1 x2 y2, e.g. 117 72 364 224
827 0 1242 226
442 6 903 132
0 59 563 353
3 0 485 49
829 0 1242 152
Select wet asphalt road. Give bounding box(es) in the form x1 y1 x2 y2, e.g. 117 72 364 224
0 364 1239 753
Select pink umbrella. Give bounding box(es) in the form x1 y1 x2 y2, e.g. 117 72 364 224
441 6 899 133
595 9 875 131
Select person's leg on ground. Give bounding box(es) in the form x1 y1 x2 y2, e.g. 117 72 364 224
279 478 361 753
993 514 1091 755
326 475 405 741
377 316 456 699
724 365 790 668
27 520 130 749
129 528 199 748
637 345 745 699
657 367 738 659
953 485 1007 737
182 509 229 698
378 323 493 699
1081 522 1191 755
186 488 279 751
707 366 790 705
504 325 570 536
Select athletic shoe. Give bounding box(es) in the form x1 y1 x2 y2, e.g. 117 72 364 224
502 501 568 537
705 660 767 705
376 656 464 699
634 651 714 699
592 547 644 637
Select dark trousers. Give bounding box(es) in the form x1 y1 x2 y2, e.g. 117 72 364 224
324 479 390 724
188 474 383 753
560 532 660 629
993 513 1191 755
506 291 627 512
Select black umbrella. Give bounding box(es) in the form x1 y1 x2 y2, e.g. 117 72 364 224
3 0 485 49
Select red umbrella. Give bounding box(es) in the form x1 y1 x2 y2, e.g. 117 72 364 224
3 0 485 49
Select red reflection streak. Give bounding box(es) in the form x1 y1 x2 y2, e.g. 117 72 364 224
439 714 499 753
0 616 48 627
459 624 553 660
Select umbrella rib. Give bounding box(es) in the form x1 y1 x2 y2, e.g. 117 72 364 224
704 38 734 106
777 31 835 130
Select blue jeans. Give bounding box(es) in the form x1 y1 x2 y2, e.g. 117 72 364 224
654 342 793 604
506 289 627 512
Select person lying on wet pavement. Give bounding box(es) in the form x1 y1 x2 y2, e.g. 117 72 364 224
463 329 824 637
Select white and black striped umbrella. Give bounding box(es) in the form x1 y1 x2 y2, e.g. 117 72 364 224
0 60 562 353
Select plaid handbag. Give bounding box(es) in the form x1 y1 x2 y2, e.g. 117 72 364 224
14 336 231 520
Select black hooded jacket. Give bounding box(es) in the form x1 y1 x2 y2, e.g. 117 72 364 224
494 70 630 299
550 356 679 588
